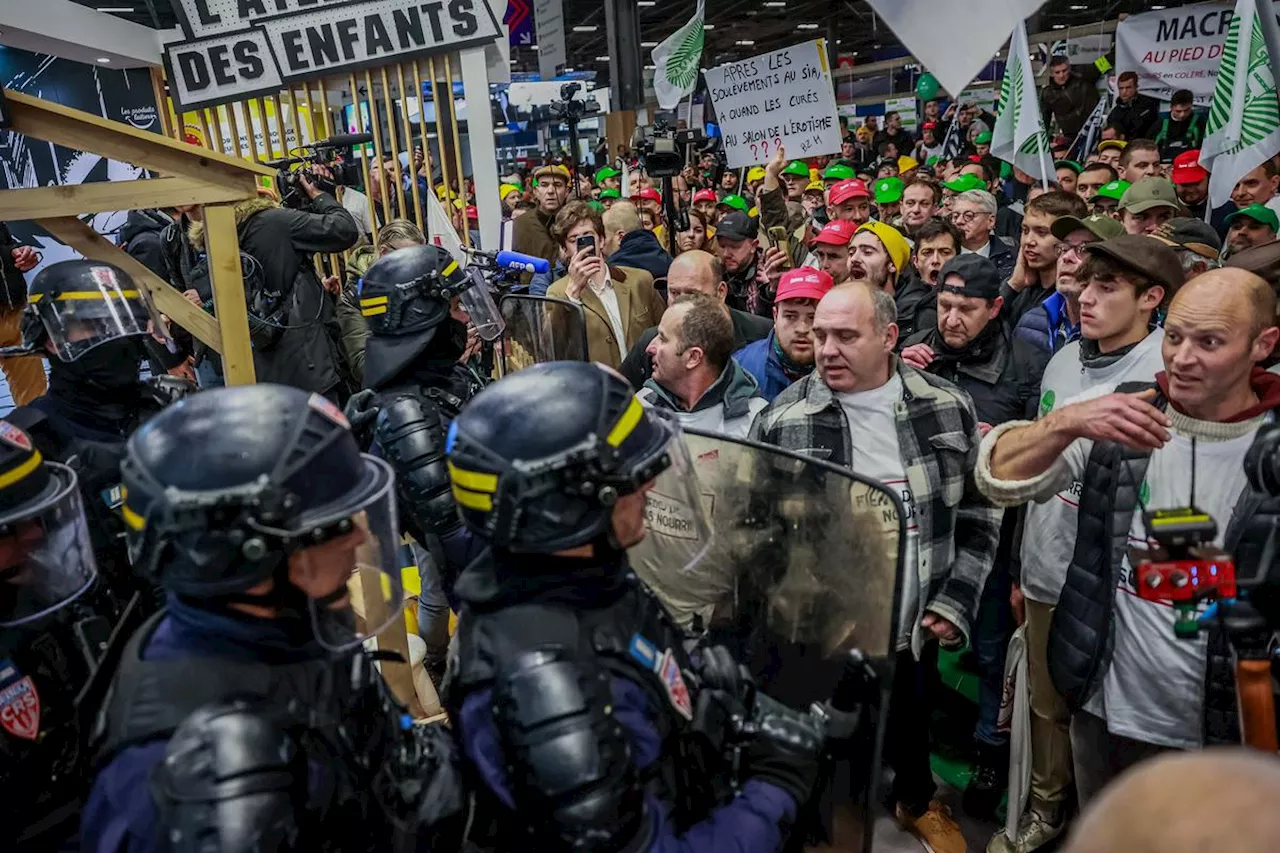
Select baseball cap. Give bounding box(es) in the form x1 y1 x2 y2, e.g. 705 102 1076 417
588 200 606 213
829 179 871 206
898 156 919 174
804 180 826 194
782 160 810 178
716 211 758 242
942 173 986 193
533 164 571 181
1152 217 1223 260
938 254 1002 300
717 194 749 212
776 268 835 303
499 183 521 200
746 166 767 183
922 121 938 131
1225 203 1280 233
823 162 855 181
1120 177 1182 214
1095 180 1131 202
874 177 905 204
599 188 621 200
855 221 912 279
692 188 718 204
812 219 858 246
466 205 478 220
1054 160 1083 174
974 131 993 145
637 187 662 204
595 166 621 181
1225 240 1280 286
1084 235 1186 291
1051 213 1126 242
1171 150 1210 185
1097 139 1128 152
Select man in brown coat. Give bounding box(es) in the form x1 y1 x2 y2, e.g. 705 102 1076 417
547 200 666 369
513 164 571 270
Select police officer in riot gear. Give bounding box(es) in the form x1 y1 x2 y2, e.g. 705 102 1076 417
0 419 109 848
81 384 464 853
346 244 501 678
446 361 826 853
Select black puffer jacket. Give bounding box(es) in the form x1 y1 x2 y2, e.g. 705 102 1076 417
902 322 1047 426
119 209 172 281
1039 65 1102 140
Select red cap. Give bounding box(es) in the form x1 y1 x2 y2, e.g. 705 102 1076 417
1171 150 1209 185
828 179 870 206
466 205 478 219
776 268 835 302
811 219 857 246
692 188 718 204
922 121 937 131
968 154 983 163
638 187 662 203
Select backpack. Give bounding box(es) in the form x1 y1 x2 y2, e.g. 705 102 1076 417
179 231 291 352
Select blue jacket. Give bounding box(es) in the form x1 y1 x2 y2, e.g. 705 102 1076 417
733 333 806 403
1013 290 1078 360
608 230 673 285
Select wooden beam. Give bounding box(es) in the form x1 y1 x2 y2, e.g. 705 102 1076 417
2 177 249 221
37 216 224 356
202 204 256 385
5 90 273 194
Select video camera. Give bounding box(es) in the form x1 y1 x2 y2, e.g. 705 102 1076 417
633 120 708 179
266 132 372 209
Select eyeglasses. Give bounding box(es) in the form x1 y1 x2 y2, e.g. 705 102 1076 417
948 210 990 224
1054 241 1094 257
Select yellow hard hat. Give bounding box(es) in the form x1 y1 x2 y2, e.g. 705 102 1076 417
898 155 919 174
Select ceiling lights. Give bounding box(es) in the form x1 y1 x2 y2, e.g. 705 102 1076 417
572 25 598 32
736 39 755 46
797 23 819 30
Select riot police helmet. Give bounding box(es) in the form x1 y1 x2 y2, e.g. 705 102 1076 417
21 260 168 362
446 361 712 555
359 245 502 389
0 420 97 628
120 384 403 651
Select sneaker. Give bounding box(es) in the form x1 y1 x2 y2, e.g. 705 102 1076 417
895 799 968 853
985 810 1065 853
963 743 1009 822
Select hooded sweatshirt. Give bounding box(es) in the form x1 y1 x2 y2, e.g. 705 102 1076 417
638 358 767 438
1016 328 1166 605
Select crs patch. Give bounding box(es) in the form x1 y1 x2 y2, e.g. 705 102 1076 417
0 664 41 741
657 650 693 720
308 393 350 429
0 421 32 452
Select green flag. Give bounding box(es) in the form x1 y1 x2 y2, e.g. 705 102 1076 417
652 0 705 109
990 21 1053 185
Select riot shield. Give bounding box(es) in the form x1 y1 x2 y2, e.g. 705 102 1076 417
629 429 905 853
497 295 588 374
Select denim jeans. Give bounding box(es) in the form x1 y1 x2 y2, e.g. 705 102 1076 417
195 358 224 389
411 540 451 667
974 559 1014 748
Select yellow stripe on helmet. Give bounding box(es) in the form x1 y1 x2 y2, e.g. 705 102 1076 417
606 397 643 447
442 261 459 278
448 461 498 493
359 296 389 307
53 290 140 301
361 305 388 317
0 450 43 490
121 502 146 531
452 484 493 511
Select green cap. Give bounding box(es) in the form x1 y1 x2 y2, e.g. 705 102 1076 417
595 166 620 181
1095 180 1131 202
1225 203 1280 233
823 163 855 181
1119 177 1181 213
942 173 986 193
926 155 942 167
718 193 749 212
588 200 606 213
1051 213 1125 242
1054 160 1084 174
975 131 993 145
873 176 905 204
599 188 621 199
782 160 810 178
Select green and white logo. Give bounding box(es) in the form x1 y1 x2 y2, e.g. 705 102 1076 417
652 0 706 109
1039 389 1056 418
1139 480 1151 507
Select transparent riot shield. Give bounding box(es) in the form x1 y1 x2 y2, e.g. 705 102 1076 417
628 429 905 853
497 295 589 374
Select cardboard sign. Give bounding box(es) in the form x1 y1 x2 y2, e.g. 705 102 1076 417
704 39 842 169
163 0 504 111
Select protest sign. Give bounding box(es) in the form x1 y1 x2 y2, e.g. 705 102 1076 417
1115 1 1280 104
163 0 504 111
704 39 841 169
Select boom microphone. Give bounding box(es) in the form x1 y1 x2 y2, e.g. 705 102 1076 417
495 251 550 274
315 132 374 148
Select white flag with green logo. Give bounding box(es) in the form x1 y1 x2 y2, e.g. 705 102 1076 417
1200 0 1280 208
990 21 1053 184
652 0 705 110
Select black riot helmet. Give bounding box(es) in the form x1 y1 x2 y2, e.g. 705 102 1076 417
359 245 503 389
446 361 711 554
120 384 403 651
21 260 167 362
0 420 98 630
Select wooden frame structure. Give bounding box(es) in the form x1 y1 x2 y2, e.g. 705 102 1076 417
1 88 264 384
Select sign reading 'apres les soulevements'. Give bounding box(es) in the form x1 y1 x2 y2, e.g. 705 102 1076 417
163 0 503 112
703 39 842 169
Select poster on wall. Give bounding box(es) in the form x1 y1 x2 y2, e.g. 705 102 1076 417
1115 1 1280 104
162 0 504 112
884 96 918 135
0 45 160 276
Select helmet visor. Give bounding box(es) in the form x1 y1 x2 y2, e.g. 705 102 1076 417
631 409 714 573
33 270 167 362
296 456 405 652
458 268 505 342
0 464 98 628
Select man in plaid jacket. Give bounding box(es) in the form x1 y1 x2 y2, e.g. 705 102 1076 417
750 282 1001 853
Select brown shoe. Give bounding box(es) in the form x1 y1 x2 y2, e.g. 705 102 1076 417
895 799 968 853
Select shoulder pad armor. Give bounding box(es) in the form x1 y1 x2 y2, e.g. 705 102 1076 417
373 394 458 539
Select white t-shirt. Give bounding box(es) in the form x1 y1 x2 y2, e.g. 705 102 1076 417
835 374 919 651
1020 330 1166 604
340 187 375 238
1049 416 1263 748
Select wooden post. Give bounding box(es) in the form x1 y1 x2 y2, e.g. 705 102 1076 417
242 102 262 163
224 104 245 159
427 59 457 228
358 565 428 718
207 107 226 155
202 204 257 384
313 82 341 279
412 59 439 230
149 69 173 139
343 76 378 247
442 53 470 248
396 63 425 234
364 70 392 225
381 67 407 221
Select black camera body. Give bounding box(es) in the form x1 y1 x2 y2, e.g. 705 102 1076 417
636 122 707 179
268 133 369 209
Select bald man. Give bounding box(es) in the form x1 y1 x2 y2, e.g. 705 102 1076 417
604 199 672 282
619 250 773 388
1064 749 1280 853
977 268 1280 804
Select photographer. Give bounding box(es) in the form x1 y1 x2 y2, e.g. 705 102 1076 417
976 267 1280 804
190 168 358 397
